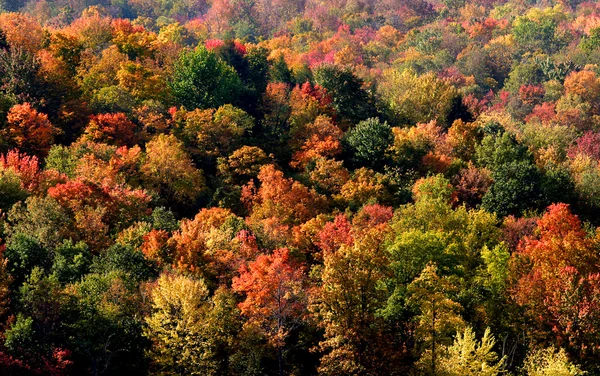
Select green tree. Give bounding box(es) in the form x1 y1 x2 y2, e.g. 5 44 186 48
0 167 28 212
344 118 393 170
481 161 543 217
169 46 242 110
3 234 49 286
67 271 148 375
51 240 91 285
313 64 376 125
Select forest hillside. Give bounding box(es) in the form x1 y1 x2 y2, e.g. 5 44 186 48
0 0 598 375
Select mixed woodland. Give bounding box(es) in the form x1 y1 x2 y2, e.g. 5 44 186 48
1 0 600 374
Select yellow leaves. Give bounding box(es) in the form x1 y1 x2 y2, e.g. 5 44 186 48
144 273 216 374
379 68 458 126
335 167 388 208
438 327 505 376
141 134 205 204
217 145 271 184
116 61 165 101
522 347 585 376
523 4 567 24
147 273 209 325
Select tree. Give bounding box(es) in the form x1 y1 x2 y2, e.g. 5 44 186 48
481 161 543 217
3 234 49 287
168 207 239 276
313 64 376 125
378 69 459 126
173 104 254 163
514 204 600 356
242 164 327 246
0 167 28 212
522 347 585 376
290 115 343 168
232 248 306 376
81 113 137 147
67 272 148 375
344 118 393 170
4 103 58 156
141 134 205 205
313 228 394 375
169 46 242 110
408 263 464 375
437 327 505 376
144 273 220 375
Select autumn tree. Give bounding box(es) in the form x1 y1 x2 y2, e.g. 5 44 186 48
144 273 223 375
81 113 137 147
514 204 600 356
4 103 58 156
378 68 459 126
242 164 327 247
313 228 396 375
232 248 306 376
522 347 585 376
437 327 505 376
141 134 205 205
408 263 465 375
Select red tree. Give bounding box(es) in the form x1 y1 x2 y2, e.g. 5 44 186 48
232 248 307 376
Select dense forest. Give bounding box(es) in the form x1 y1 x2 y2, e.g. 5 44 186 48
1 0 600 375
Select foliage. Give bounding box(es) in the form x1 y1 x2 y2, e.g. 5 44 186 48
169 46 242 110
437 327 505 376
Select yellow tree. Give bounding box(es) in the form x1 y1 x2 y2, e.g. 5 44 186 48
408 262 465 375
141 134 205 205
145 273 239 376
313 228 393 375
437 327 505 376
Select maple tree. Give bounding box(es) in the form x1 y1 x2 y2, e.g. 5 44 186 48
4 103 58 156
232 248 306 376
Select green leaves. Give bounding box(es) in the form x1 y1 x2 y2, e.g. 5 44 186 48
344 118 393 169
169 46 242 110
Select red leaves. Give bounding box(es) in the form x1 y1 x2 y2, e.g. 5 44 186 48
232 248 306 347
84 113 137 146
517 204 593 278
0 149 41 192
514 204 600 353
317 214 353 255
525 102 556 124
47 178 151 250
205 39 225 50
519 84 545 105
567 131 600 160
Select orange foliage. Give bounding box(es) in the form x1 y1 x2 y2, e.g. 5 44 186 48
232 247 307 348
169 207 236 274
83 113 137 147
291 115 343 168
0 13 44 53
5 103 58 156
